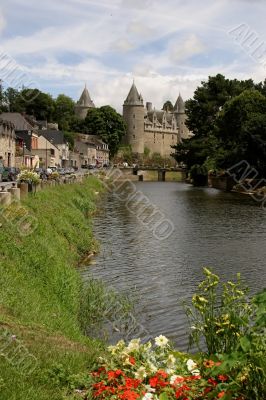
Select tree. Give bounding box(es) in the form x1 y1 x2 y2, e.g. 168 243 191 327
215 89 266 176
79 106 126 157
4 87 24 112
63 131 77 151
162 100 174 111
53 94 75 130
185 74 255 138
99 106 126 157
21 89 54 121
172 74 257 173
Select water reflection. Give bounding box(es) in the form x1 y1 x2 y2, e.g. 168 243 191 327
80 182 266 350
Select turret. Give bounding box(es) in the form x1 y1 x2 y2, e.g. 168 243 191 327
174 93 190 139
123 82 145 155
75 85 95 120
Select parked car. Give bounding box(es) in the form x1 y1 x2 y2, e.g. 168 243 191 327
1 167 20 182
57 168 66 175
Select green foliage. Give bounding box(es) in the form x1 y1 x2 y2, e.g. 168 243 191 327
172 74 266 178
144 146 151 157
63 131 77 150
21 89 55 121
79 278 132 339
70 106 126 157
184 268 253 354
0 178 111 399
215 89 266 175
53 94 75 130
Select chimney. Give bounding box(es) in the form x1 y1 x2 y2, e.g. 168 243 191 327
146 102 152 112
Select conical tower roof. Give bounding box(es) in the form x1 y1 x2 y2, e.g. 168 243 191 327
77 85 95 108
124 82 144 106
174 93 185 113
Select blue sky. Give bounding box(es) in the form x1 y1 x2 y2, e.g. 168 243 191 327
0 0 265 111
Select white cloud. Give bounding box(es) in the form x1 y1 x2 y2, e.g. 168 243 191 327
169 34 205 63
0 8 6 34
0 0 264 113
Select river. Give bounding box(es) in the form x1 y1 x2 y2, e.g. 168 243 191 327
80 182 266 350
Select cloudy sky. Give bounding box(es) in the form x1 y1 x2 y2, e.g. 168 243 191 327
0 0 265 111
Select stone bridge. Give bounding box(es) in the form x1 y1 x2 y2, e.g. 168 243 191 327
119 167 187 182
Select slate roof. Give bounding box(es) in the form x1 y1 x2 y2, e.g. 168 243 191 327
37 130 66 145
124 82 144 106
77 85 95 108
0 112 34 131
174 94 185 113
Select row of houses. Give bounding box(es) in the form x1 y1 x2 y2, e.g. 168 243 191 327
0 113 109 170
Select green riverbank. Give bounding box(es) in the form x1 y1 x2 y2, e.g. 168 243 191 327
0 177 107 400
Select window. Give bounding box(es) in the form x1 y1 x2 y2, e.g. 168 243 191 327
50 149 55 156
133 114 135 118
133 134 135 139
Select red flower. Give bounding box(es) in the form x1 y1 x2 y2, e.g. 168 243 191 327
149 376 159 388
208 377 218 386
218 391 226 398
119 390 140 400
129 356 136 365
107 370 116 380
204 360 215 368
218 374 228 382
157 370 168 379
125 377 141 389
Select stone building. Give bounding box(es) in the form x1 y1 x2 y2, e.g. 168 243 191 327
74 85 95 120
0 119 16 167
75 134 109 166
123 82 192 158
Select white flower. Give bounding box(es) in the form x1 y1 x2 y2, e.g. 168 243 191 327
187 359 198 372
142 393 154 400
154 335 169 348
166 368 175 375
127 338 141 352
167 354 176 368
191 369 200 376
135 366 147 379
147 362 158 373
144 385 156 393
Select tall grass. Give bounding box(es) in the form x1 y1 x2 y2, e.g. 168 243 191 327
0 177 115 399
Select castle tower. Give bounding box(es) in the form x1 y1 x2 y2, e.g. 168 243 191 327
174 93 190 139
75 85 95 120
123 82 145 155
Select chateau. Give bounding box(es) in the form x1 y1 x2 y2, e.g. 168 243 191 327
123 82 192 157
74 83 192 158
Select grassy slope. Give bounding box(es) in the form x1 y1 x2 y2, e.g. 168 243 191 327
0 177 104 400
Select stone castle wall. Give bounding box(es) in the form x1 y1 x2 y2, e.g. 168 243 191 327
144 129 178 157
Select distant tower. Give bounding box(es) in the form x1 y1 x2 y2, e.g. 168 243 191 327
123 82 145 155
75 85 95 120
174 93 190 139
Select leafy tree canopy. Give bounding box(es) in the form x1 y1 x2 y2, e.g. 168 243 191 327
74 106 126 157
172 74 266 177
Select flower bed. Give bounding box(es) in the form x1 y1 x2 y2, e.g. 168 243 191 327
70 270 265 400
89 337 243 400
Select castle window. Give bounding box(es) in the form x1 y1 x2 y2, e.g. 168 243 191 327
133 125 135 129
133 114 135 118
133 134 135 139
